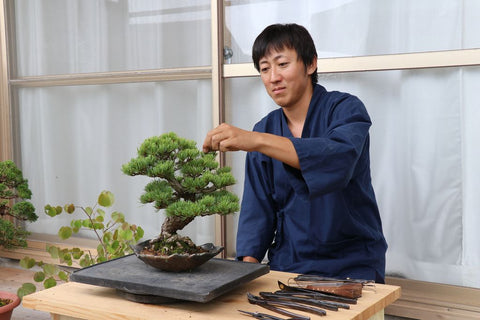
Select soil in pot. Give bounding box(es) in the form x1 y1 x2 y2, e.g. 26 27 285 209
133 235 223 272
142 234 206 256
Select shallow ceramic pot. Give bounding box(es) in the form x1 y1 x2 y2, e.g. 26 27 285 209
132 239 224 272
0 291 20 320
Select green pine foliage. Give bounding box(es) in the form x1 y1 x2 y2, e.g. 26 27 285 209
122 132 239 221
122 132 239 249
0 160 37 248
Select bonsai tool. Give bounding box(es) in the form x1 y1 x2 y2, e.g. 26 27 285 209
277 281 358 304
259 291 350 311
247 292 324 318
290 275 376 298
238 309 298 320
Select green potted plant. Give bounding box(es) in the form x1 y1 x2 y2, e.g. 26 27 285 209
122 132 239 272
0 160 37 319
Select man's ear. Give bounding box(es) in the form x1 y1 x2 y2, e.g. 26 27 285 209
307 57 317 75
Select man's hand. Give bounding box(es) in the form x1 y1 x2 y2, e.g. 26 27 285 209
242 256 259 263
203 123 301 169
203 123 254 153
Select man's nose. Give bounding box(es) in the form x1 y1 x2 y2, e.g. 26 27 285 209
269 67 281 82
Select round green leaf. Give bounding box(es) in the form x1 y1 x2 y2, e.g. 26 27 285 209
33 271 45 282
72 250 84 260
42 264 57 276
64 203 75 214
119 229 133 241
111 211 125 223
98 191 114 207
93 222 104 230
58 271 68 281
43 277 57 289
17 283 37 298
58 226 73 239
96 208 106 218
82 219 92 228
44 205 58 217
19 257 36 269
47 245 60 258
135 226 145 240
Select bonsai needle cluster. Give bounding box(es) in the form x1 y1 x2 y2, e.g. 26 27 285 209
122 132 239 255
0 160 37 248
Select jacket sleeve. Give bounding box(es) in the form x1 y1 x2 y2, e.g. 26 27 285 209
235 151 277 262
287 95 372 198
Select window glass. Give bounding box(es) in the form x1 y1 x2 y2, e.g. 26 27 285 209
14 0 211 76
17 80 214 245
225 0 480 64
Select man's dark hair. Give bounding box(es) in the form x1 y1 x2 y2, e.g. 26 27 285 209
252 23 318 85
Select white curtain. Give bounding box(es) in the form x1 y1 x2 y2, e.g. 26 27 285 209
225 0 480 288
15 0 214 244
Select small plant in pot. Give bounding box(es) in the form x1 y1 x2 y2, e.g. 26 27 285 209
0 291 20 320
122 132 239 272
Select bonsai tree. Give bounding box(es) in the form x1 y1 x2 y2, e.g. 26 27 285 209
122 132 239 255
0 160 37 248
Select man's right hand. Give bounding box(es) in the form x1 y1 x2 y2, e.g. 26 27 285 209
203 123 301 169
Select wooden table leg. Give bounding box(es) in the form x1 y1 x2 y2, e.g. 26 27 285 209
368 310 384 320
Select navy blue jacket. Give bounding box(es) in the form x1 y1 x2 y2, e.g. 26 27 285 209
236 84 387 282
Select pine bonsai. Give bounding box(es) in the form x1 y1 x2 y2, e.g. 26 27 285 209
122 132 239 256
0 160 37 248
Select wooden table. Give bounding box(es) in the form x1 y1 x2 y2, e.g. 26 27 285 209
22 270 401 320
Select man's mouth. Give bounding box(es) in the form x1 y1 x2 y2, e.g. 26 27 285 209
272 86 285 94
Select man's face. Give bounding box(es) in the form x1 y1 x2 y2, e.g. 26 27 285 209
258 47 316 109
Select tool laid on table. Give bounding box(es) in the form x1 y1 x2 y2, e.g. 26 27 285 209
291 275 376 299
238 309 303 320
241 275 371 319
247 292 315 319
277 281 358 304
259 292 350 311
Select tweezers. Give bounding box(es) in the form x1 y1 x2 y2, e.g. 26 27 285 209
238 309 293 320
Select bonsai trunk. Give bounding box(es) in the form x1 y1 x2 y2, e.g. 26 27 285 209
160 216 194 237
141 215 203 256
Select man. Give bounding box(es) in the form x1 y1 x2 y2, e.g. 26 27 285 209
203 23 387 283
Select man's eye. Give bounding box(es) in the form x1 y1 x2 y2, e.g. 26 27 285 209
279 62 288 67
260 67 269 73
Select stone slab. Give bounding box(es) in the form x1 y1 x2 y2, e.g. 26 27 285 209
69 254 269 303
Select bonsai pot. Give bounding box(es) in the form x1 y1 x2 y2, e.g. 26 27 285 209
0 291 20 320
132 239 224 272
